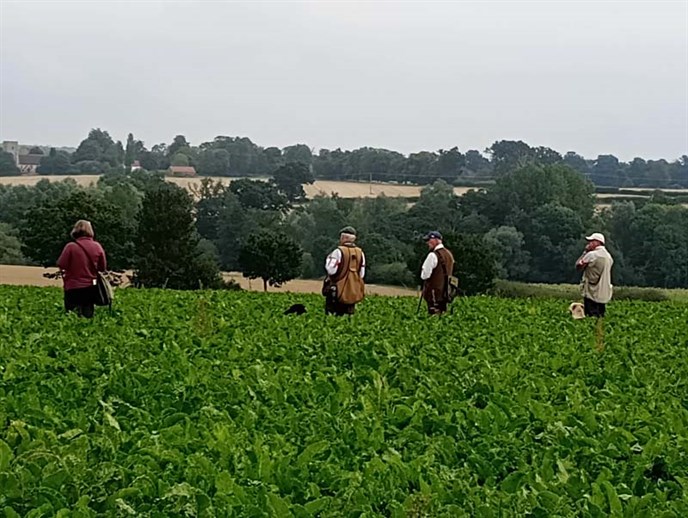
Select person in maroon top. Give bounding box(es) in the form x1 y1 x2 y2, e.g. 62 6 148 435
57 220 107 318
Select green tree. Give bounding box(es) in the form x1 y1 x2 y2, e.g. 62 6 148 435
434 147 465 181
284 195 347 273
402 151 437 184
139 144 170 171
216 193 252 270
0 223 25 264
86 128 116 151
73 140 103 162
272 162 314 202
135 183 221 289
405 180 462 235
532 146 562 165
620 203 688 288
37 149 72 175
191 178 231 242
238 229 303 291
124 133 144 169
103 141 125 167
488 140 534 175
486 164 595 226
562 151 590 175
463 149 493 177
264 146 283 171
0 179 78 229
170 153 190 167
23 190 135 270
28 147 44 155
167 135 191 158
229 179 289 212
451 233 498 295
591 155 623 187
282 144 313 165
483 226 530 280
197 148 231 176
0 151 19 176
521 203 584 283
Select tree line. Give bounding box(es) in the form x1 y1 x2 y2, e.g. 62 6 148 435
1 162 686 291
1 128 686 189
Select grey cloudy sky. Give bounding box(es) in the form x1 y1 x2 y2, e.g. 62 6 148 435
1 0 686 160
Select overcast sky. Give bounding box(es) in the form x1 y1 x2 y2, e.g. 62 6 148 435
1 0 686 160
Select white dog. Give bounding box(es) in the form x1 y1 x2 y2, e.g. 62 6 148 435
569 302 586 320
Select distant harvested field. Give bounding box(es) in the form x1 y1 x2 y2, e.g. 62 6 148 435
625 187 688 193
3 175 685 202
0 175 477 198
595 192 649 199
0 265 417 297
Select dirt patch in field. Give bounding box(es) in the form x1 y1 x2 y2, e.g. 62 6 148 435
0 265 417 297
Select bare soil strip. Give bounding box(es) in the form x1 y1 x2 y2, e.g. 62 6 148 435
0 265 417 297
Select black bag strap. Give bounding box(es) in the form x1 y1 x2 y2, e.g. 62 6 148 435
74 240 113 310
73 240 99 277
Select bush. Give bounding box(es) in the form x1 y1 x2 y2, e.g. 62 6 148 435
494 280 579 299
300 252 317 279
494 280 669 301
613 287 668 301
220 279 243 291
367 262 415 287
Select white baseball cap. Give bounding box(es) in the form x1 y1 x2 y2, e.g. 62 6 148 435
585 232 606 244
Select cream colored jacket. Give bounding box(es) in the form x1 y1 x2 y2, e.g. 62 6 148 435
580 246 614 303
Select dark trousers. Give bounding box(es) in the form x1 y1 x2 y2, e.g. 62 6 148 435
325 299 356 316
424 288 448 315
64 286 97 318
584 297 606 318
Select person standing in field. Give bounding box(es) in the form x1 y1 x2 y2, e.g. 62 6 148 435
576 232 614 317
57 220 107 318
323 226 366 316
420 231 455 315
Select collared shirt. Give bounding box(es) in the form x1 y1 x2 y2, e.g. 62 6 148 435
420 243 445 280
325 247 366 278
579 246 614 303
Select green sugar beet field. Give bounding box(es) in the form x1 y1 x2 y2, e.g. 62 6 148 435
1 286 687 516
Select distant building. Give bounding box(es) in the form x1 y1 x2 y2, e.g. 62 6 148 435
131 160 142 172
18 154 43 175
168 165 197 177
2 141 19 164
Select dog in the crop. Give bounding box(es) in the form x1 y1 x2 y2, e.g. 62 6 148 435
569 302 585 320
284 303 307 315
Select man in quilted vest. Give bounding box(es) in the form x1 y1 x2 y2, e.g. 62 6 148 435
324 226 366 316
420 231 454 315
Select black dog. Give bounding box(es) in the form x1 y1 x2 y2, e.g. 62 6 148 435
284 303 307 315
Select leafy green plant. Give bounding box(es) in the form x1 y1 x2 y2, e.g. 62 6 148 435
0 286 686 515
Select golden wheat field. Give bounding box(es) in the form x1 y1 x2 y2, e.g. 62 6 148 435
0 265 417 296
0 175 480 198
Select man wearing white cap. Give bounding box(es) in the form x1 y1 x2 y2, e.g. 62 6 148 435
575 232 614 317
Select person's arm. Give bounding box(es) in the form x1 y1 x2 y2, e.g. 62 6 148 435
420 252 438 281
56 244 71 271
360 251 366 280
576 250 597 271
325 248 342 277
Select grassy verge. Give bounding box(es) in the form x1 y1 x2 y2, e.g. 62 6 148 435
494 280 688 302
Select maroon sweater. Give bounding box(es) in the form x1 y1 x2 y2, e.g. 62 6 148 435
57 237 107 291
